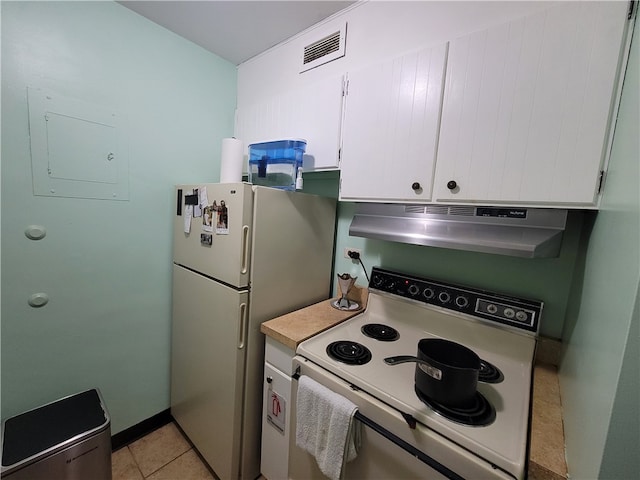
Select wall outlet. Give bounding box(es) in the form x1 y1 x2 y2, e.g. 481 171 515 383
344 247 362 259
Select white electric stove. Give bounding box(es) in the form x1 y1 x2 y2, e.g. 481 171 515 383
290 267 541 480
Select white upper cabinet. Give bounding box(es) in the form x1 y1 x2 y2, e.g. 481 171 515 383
433 1 630 206
339 42 448 202
234 75 345 172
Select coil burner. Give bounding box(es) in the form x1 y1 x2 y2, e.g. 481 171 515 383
326 341 372 365
361 323 400 341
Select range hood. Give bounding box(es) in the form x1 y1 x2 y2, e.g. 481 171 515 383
349 204 568 258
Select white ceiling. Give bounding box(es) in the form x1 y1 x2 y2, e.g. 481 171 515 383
118 1 356 65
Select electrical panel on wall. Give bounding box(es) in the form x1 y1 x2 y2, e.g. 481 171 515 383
27 87 129 201
300 22 347 73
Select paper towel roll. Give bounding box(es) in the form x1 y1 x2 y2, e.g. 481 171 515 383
220 137 243 183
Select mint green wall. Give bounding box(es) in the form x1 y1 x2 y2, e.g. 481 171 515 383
559 18 639 479
304 172 583 339
1 1 236 433
599 284 639 479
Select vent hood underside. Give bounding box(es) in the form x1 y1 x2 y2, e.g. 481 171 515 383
349 204 568 258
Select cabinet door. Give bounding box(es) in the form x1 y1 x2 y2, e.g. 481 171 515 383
339 42 448 202
434 2 629 206
234 75 345 172
260 362 292 480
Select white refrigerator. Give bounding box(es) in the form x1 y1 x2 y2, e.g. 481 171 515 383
170 183 336 480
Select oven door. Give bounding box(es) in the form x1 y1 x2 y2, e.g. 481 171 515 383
289 356 515 480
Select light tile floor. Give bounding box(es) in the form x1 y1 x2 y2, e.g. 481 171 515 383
112 422 216 480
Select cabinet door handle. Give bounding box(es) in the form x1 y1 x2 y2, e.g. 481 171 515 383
411 182 421 191
447 180 458 190
266 376 273 384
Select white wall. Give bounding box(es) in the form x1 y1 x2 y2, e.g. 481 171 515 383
237 1 549 107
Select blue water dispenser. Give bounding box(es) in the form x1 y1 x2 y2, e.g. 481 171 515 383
248 139 306 191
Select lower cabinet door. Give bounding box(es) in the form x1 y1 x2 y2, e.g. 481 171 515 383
261 362 292 480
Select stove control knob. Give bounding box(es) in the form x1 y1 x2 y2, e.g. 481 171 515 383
516 311 528 322
408 284 420 296
423 287 435 300
487 304 498 314
386 281 396 290
438 291 451 304
455 296 469 308
504 308 515 319
372 274 385 287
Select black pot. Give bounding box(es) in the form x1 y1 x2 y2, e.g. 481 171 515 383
384 338 480 408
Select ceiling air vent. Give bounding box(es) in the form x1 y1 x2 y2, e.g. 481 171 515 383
300 23 347 73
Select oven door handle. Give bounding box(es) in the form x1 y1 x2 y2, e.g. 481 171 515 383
354 412 465 480
292 367 465 480
294 366 414 430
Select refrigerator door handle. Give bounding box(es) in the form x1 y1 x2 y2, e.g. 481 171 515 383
238 302 248 349
241 225 250 274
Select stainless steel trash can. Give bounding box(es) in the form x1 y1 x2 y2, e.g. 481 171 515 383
1 389 111 480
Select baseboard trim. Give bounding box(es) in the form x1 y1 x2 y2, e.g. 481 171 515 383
111 409 173 451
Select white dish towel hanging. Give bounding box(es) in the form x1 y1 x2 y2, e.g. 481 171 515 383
295 375 361 480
